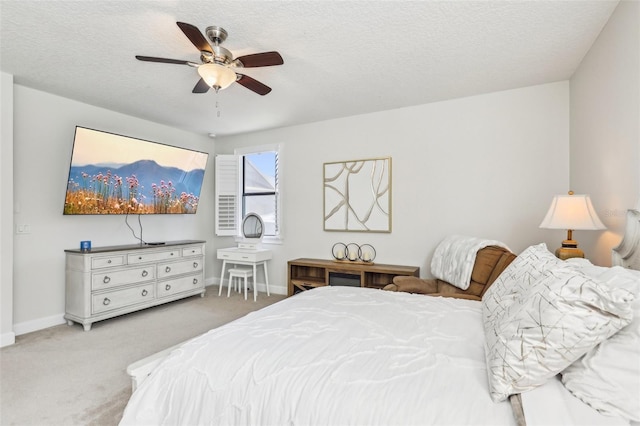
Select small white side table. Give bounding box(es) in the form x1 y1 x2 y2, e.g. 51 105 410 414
217 247 272 297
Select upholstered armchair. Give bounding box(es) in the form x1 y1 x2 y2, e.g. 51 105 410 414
383 245 516 301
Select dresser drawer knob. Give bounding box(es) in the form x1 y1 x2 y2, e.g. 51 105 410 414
141 289 148 296
141 270 148 277
138 256 143 260
107 259 112 264
165 266 171 273
165 284 171 291
103 276 111 284
193 278 198 285
193 262 198 269
103 297 111 306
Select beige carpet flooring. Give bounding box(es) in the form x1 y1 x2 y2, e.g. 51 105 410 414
0 285 285 426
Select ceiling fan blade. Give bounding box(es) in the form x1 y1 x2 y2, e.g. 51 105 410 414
176 22 212 54
135 55 195 65
236 74 272 96
192 78 210 94
235 51 284 68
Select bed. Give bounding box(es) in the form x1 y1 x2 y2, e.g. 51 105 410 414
120 208 640 426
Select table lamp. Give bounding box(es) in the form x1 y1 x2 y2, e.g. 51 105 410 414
539 191 606 260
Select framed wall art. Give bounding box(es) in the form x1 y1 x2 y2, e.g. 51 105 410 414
323 157 391 232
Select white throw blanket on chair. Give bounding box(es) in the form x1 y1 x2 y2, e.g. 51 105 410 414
430 235 510 290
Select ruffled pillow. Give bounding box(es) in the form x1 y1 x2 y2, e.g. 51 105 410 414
482 243 633 402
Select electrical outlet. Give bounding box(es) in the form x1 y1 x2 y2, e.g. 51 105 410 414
15 224 31 234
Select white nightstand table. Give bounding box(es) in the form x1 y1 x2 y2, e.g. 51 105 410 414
217 247 272 296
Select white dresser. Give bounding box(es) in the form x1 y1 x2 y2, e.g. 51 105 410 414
65 240 205 331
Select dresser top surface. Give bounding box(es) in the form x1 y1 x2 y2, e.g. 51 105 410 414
65 240 205 254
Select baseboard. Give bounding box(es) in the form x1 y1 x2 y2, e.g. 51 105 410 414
0 331 15 347
13 313 66 336
260 284 287 295
11 282 286 339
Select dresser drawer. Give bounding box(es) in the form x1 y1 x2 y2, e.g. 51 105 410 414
92 266 155 290
127 249 180 265
157 258 203 279
182 246 203 257
92 284 154 314
91 255 125 269
157 273 204 298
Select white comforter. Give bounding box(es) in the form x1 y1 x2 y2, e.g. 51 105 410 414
120 286 515 425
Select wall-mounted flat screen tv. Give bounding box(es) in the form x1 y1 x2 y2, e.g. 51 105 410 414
64 126 209 215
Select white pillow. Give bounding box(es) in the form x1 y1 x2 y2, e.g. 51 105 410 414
482 243 557 327
482 243 634 402
561 263 640 421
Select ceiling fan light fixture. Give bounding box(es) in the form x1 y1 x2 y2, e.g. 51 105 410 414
197 63 236 91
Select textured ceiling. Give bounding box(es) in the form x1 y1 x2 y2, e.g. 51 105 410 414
0 1 618 137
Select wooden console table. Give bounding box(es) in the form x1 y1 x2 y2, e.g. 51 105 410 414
287 258 419 296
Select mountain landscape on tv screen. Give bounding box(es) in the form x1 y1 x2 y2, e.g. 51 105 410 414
64 159 206 215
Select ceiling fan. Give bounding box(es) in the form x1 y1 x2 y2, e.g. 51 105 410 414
136 22 283 96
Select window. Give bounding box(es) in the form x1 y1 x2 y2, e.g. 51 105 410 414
215 144 281 241
243 151 278 236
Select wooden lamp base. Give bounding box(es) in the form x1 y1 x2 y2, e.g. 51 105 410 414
554 237 584 260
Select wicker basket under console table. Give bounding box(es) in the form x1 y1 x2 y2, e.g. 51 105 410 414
65 240 205 331
287 258 419 296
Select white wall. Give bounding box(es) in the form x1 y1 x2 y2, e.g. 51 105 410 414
6 81 569 338
215 82 570 293
570 0 640 266
11 85 216 334
1 72 15 346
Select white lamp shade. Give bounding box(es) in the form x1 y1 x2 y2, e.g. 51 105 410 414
197 63 236 90
539 194 606 230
